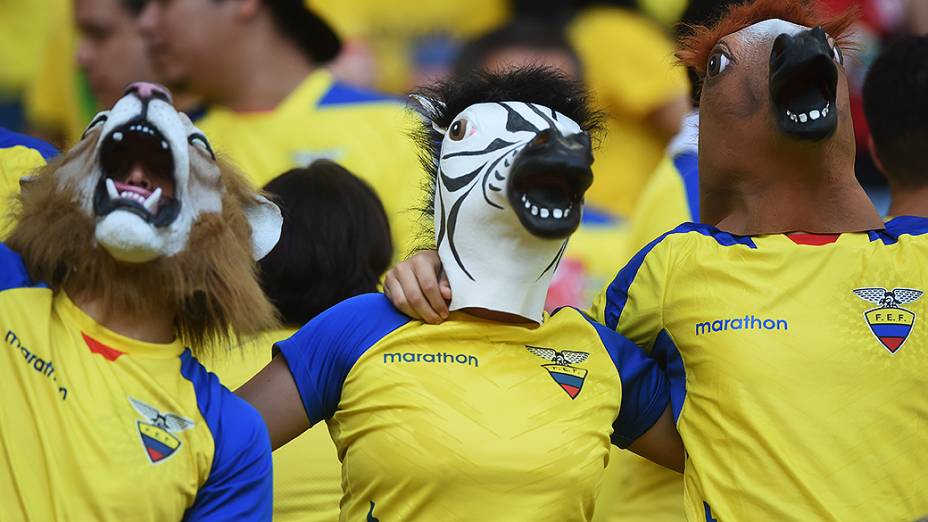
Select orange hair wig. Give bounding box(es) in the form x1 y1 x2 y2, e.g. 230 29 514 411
677 0 857 76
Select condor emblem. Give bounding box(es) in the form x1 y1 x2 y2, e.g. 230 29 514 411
129 397 194 463
853 287 923 354
526 346 589 399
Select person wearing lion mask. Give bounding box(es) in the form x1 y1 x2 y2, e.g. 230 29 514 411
0 82 281 521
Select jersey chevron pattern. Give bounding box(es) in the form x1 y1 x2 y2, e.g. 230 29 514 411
0 244 272 521
591 217 928 521
277 293 670 521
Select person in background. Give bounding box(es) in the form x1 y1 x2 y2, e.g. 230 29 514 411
203 159 393 522
139 0 423 256
567 0 690 218
863 35 928 218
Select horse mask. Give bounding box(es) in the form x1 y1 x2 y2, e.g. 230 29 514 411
413 69 597 322
677 0 881 234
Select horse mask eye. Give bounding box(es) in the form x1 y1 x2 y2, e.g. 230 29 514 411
707 52 731 77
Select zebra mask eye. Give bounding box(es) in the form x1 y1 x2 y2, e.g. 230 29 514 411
448 119 469 141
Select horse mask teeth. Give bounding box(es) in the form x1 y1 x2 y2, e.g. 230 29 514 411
432 101 593 322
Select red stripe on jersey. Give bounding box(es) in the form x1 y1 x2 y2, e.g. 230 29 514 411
81 333 125 361
786 233 841 245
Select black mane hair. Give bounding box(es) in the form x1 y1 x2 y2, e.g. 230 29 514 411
408 66 603 251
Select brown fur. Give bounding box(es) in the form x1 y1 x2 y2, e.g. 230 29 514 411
5 144 278 354
677 0 857 75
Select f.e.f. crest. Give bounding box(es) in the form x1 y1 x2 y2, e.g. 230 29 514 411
853 287 923 354
526 345 590 399
129 397 194 463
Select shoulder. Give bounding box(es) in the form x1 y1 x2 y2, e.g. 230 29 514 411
623 222 756 275
317 82 401 109
0 127 58 161
552 306 643 359
179 350 268 442
878 216 928 244
284 293 412 351
0 243 42 292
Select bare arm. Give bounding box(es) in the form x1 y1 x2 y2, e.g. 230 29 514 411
383 250 451 323
626 405 685 472
237 356 310 450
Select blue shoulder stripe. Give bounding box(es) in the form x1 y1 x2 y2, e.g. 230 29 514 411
317 83 397 107
672 151 700 222
276 293 411 424
575 310 670 447
871 215 928 244
0 243 45 291
602 222 755 330
179 351 272 521
0 127 58 161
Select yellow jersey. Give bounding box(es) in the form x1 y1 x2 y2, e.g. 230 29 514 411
592 218 928 520
278 293 670 521
203 330 341 522
0 244 272 521
196 70 422 256
568 7 689 218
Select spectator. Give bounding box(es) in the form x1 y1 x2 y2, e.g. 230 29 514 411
139 0 423 256
863 35 928 218
203 160 393 522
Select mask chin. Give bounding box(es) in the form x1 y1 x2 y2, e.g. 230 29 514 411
95 211 164 263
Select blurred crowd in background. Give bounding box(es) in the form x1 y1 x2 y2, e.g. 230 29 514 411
1 0 926 307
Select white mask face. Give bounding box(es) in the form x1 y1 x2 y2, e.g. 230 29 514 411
59 83 281 263
432 101 592 322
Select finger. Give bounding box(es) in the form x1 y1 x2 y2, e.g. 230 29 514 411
414 258 449 319
394 264 442 323
438 269 452 301
383 274 416 318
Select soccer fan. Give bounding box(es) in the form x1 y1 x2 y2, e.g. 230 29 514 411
239 68 684 521
0 83 277 520
863 35 928 218
383 2 928 519
203 160 393 522
138 0 423 255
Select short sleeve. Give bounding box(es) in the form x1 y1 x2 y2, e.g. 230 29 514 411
180 351 273 522
275 293 411 425
580 313 669 448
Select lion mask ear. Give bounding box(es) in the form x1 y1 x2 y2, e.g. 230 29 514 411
245 194 283 260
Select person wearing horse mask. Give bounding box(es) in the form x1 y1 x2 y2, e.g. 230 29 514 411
238 68 683 522
382 1 928 519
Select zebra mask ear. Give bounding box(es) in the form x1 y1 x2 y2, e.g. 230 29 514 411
409 94 448 135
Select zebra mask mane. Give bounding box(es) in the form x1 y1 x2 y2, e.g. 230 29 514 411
413 85 595 322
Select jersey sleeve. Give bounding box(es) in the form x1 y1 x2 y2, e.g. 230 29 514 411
180 351 273 522
275 293 411 425
590 229 680 352
0 243 42 291
579 312 669 448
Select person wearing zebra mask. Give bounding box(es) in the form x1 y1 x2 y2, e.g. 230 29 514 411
238 67 683 521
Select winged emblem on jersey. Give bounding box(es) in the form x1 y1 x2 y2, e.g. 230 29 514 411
526 345 590 399
852 287 923 354
129 397 194 463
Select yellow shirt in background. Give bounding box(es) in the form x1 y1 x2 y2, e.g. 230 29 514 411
197 70 424 257
202 329 342 522
568 7 688 218
315 0 507 93
0 128 57 237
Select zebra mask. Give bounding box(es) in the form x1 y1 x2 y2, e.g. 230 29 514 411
426 100 593 322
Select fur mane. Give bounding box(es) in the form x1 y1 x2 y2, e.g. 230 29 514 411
5 144 278 354
408 66 604 252
677 0 857 76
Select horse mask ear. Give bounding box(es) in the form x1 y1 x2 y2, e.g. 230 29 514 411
244 194 283 260
409 94 448 135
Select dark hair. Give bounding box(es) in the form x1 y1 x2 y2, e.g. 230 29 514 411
121 0 148 16
451 19 581 80
409 66 604 249
863 35 928 188
258 160 393 325
265 0 341 63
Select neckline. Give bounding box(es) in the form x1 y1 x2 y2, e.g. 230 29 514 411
56 293 185 359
